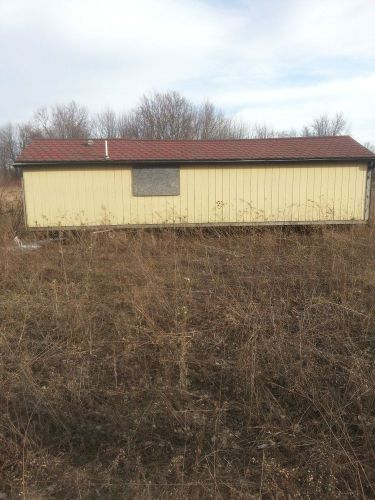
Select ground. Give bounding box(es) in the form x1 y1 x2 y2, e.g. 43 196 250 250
0 185 375 499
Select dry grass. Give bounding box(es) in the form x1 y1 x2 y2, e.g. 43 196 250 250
0 179 21 203
1 196 375 499
0 181 23 240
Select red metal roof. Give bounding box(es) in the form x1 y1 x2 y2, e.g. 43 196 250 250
15 136 374 165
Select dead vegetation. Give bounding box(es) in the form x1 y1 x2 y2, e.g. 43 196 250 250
0 181 23 237
0 195 375 499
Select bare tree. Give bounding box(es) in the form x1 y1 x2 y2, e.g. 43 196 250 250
251 123 297 139
50 101 91 138
0 123 18 178
17 122 43 151
194 101 247 139
0 121 46 179
120 91 196 139
28 101 91 139
92 108 119 138
0 102 91 179
302 112 348 137
117 91 249 140
251 124 277 139
364 141 375 153
251 113 347 140
117 112 137 139
32 107 53 137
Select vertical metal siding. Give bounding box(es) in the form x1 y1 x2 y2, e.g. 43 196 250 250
22 162 368 228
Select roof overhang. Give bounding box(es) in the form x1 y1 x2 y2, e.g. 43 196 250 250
13 157 375 168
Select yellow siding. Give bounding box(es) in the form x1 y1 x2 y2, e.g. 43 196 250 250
22 163 369 228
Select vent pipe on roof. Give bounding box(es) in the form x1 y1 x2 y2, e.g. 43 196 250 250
104 140 110 160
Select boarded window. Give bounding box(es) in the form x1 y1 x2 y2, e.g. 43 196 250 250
132 167 180 196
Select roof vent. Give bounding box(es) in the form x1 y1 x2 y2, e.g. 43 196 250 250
104 140 110 160
87 139 94 146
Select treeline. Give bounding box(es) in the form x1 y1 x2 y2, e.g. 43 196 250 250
0 90 372 178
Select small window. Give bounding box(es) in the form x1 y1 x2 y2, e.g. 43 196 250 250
132 166 180 196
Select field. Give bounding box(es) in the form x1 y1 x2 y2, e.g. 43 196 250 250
0 186 375 499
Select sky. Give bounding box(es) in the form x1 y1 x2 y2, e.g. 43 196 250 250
1 0 374 143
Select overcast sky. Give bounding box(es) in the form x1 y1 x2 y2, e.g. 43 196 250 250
1 0 374 143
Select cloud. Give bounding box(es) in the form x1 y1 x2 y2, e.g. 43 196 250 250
223 74 375 143
0 0 374 143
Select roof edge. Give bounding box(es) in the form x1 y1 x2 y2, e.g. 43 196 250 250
14 156 375 168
